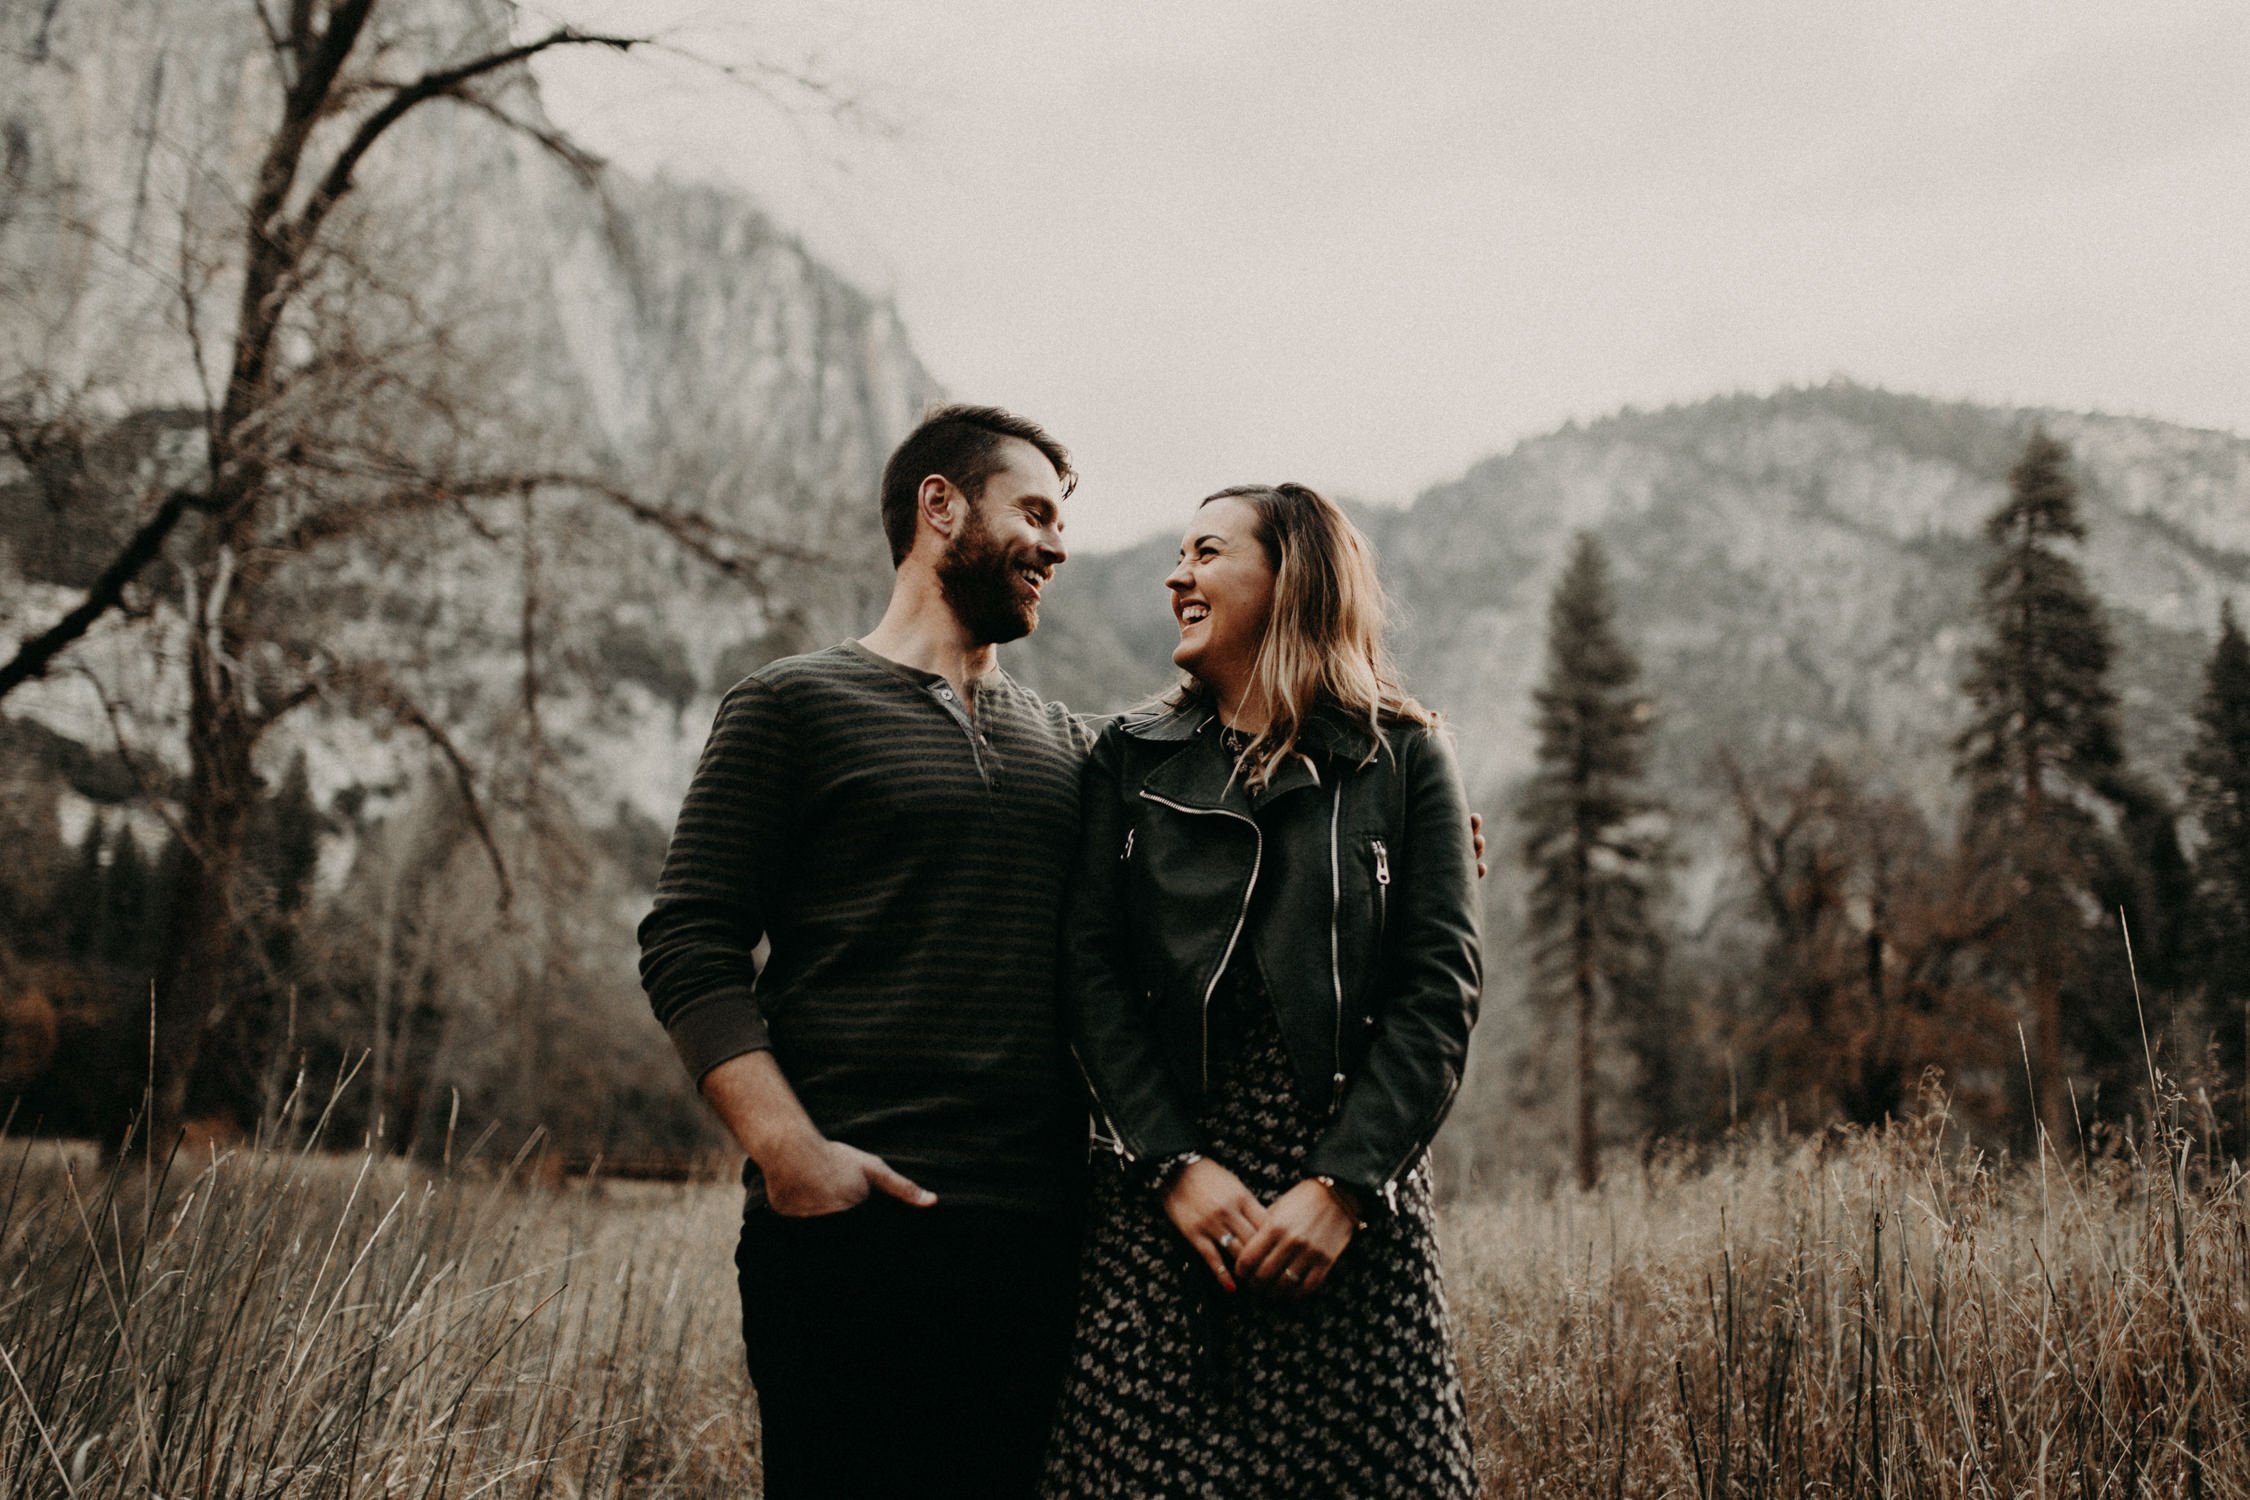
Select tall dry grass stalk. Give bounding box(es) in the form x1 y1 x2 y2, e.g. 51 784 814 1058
0 1112 756 1499
1449 1098 2250 1497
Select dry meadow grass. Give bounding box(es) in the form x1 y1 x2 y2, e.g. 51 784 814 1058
1451 1109 2250 1497
5 1104 2247 1497
0 1122 760 1499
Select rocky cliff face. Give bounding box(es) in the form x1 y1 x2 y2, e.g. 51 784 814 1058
1 0 938 848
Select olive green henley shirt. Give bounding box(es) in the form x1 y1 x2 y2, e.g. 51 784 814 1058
637 641 1095 1216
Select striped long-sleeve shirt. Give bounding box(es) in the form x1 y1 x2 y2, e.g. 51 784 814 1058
637 640 1096 1217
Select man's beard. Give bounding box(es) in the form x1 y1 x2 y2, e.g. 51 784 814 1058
936 506 1038 645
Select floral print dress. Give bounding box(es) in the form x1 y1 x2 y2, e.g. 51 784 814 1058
1041 962 1476 1499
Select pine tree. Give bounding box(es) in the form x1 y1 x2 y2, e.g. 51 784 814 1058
1520 533 1668 1189
96 826 149 971
1955 430 2132 1148
62 816 105 961
257 752 324 919
196 754 328 1131
2187 601 2250 1095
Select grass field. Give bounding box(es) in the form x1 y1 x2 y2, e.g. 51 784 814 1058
1450 1112 2250 1496
3 1107 2245 1497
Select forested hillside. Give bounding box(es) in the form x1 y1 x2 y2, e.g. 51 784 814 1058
1023 385 2244 816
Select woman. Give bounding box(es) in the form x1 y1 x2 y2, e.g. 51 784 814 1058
1043 483 1480 1497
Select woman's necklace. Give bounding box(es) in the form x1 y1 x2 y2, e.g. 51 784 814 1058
1220 723 1251 757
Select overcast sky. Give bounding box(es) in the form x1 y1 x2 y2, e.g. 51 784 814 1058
531 2 2250 552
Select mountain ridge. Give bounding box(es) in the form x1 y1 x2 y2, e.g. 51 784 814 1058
1014 383 2247 846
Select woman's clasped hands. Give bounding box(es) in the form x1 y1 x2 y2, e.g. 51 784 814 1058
1161 1158 1356 1298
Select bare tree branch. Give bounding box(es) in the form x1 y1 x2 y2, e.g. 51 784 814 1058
251 0 289 73
0 489 205 698
641 37 898 142
254 468 838 577
0 23 655 703
517 485 544 803
286 0 319 78
327 662 513 911
218 0 377 508
177 209 223 445
437 89 607 185
578 480 837 576
225 10 623 509
250 679 322 740
287 28 642 262
257 471 532 559
73 663 193 852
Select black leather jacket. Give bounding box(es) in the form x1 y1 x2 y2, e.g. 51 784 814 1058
1062 698 1482 1213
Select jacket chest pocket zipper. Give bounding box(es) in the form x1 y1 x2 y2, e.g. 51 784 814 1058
1122 827 1135 861
1371 838 1390 938
1328 784 1348 1114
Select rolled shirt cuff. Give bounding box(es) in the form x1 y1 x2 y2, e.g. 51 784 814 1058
665 988 773 1083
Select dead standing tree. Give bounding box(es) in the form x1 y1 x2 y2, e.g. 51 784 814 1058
1720 754 2012 1131
0 2 815 1143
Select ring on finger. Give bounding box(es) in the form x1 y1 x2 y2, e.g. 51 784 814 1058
1218 1232 1236 1253
1281 1267 1303 1284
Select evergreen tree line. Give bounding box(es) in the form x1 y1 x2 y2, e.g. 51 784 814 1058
0 757 715 1161
0 756 317 1137
1520 431 2250 1181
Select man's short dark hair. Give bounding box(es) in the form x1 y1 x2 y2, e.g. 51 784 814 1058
880 404 1075 566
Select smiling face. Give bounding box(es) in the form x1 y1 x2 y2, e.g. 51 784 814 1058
1166 495 1278 705
934 437 1068 645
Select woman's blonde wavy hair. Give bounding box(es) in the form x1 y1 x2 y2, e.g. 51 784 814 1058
1169 482 1434 790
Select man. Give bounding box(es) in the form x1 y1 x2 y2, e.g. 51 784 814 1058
638 404 1088 1499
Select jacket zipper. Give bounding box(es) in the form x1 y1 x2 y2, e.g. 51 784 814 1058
1372 802 1444 1205
1362 832 1435 1208
1378 1071 1462 1212
1068 1042 1135 1159
1327 783 1347 1113
1081 824 1141 1154
1138 789 1260 1094
1372 837 1390 941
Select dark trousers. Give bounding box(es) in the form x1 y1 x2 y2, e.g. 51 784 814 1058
735 1197 1078 1500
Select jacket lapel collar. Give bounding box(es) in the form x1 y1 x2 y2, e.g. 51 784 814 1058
1134 724 1325 814
1296 704 1382 766
1138 727 1257 816
1126 698 1381 812
1250 755 1322 808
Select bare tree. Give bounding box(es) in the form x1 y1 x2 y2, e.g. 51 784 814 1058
1721 754 2011 1132
0 1 832 1142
